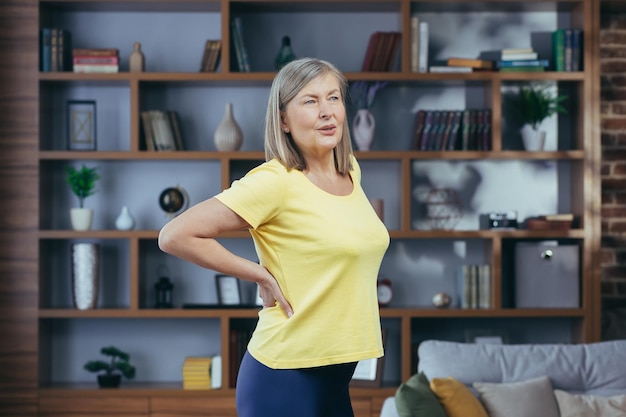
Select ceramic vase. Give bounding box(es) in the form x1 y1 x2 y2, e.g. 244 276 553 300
71 243 100 310
115 206 136 230
214 103 243 151
520 124 546 151
352 109 375 151
129 41 145 72
70 208 94 231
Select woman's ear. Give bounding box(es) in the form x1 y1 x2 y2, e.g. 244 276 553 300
280 113 289 133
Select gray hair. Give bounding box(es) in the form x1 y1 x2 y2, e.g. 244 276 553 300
264 57 353 174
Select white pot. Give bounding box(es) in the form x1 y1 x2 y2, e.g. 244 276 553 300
520 124 546 151
70 208 94 231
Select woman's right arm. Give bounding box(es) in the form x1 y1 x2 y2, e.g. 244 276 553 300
158 197 293 316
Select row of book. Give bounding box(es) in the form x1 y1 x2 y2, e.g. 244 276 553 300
458 264 491 309
73 48 120 73
200 39 222 72
361 31 402 72
553 28 583 72
182 355 221 390
40 28 72 72
413 109 492 151
229 327 253 388
231 17 250 72
140 110 184 151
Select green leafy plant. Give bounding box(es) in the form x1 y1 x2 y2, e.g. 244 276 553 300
83 346 136 379
513 83 568 130
66 165 100 208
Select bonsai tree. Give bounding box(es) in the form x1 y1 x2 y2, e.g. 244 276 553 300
84 346 136 380
513 83 568 130
66 164 100 208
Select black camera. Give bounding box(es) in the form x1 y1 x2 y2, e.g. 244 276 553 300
488 211 518 229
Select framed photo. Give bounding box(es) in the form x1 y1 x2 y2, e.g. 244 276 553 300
465 329 507 344
67 100 97 150
215 274 242 306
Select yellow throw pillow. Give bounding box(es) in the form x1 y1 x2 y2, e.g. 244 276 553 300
430 376 489 417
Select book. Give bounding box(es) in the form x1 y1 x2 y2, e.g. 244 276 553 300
72 48 119 56
73 64 119 73
73 55 119 65
429 66 473 73
231 17 250 72
141 111 155 151
447 57 493 69
552 29 566 71
40 28 51 72
501 52 538 60
502 47 533 54
418 21 429 73
410 16 420 72
499 66 545 72
412 110 426 150
361 32 382 71
168 111 184 151
571 29 582 71
57 29 72 71
497 59 549 68
478 264 491 309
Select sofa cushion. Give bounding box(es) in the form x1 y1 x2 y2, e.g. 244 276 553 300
473 376 560 417
418 340 626 396
394 372 447 417
430 376 489 417
554 389 626 417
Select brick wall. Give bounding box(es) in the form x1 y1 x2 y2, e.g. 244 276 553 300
600 13 626 339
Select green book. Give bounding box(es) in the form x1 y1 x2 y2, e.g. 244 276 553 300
552 29 566 71
500 66 545 72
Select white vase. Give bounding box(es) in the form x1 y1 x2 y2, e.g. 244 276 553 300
214 103 243 151
520 124 546 151
71 243 99 310
352 108 375 151
115 205 136 230
70 208 94 231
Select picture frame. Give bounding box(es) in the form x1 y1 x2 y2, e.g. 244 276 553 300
465 329 508 344
350 328 386 388
67 100 97 150
215 274 242 306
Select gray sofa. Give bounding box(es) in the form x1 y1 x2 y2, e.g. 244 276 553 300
380 339 626 417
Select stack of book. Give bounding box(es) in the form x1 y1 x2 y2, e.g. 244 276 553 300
527 213 575 230
552 29 583 72
140 110 184 151
361 31 402 72
458 264 491 309
73 48 119 73
497 48 549 72
410 16 429 73
40 28 72 72
182 356 221 390
413 109 491 151
200 39 222 72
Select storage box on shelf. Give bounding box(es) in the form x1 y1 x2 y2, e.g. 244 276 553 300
37 0 598 416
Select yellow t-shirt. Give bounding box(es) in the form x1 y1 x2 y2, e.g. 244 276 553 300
215 157 390 369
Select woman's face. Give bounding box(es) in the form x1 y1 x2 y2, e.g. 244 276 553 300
280 72 345 158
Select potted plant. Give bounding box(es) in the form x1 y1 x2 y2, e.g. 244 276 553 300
84 346 136 388
66 164 100 230
512 83 567 151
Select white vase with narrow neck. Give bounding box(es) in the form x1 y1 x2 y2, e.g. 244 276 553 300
214 103 243 151
115 206 136 230
352 109 375 151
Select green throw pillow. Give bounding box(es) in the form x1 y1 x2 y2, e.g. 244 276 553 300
395 372 447 417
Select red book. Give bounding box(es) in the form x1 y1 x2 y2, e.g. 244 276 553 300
73 55 119 65
361 32 382 71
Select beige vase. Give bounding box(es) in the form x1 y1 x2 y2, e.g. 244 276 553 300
214 103 243 151
70 208 94 231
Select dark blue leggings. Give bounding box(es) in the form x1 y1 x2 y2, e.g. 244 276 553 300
236 351 357 417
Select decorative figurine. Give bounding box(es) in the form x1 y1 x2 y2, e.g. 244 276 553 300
155 276 174 308
432 292 452 308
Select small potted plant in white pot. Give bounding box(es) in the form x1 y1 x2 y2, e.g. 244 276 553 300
66 164 100 230
84 346 136 388
513 83 567 151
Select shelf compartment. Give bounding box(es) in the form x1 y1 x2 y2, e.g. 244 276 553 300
40 160 222 231
39 318 221 387
39 239 130 309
